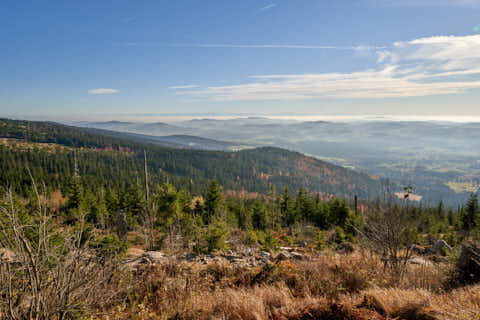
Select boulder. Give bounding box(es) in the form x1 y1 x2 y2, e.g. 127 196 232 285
290 252 304 260
276 251 291 261
409 256 432 266
143 251 166 263
225 255 242 262
259 251 271 259
184 253 198 261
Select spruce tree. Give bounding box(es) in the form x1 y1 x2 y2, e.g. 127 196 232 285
463 193 479 232
204 179 222 223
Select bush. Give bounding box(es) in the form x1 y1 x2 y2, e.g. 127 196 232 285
330 226 346 244
0 188 124 320
260 230 280 253
315 231 327 250
90 234 129 257
244 229 259 246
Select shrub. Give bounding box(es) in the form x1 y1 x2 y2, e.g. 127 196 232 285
244 229 259 246
315 231 327 250
0 188 124 320
260 230 280 253
90 233 129 257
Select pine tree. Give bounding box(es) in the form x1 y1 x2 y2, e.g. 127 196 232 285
204 179 222 223
280 187 293 226
328 199 350 229
462 193 479 232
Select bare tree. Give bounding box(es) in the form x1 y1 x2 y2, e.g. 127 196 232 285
357 203 417 281
0 179 124 320
141 150 157 250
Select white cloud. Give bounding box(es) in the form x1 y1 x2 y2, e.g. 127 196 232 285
169 85 200 89
256 3 277 13
88 88 119 95
177 35 480 101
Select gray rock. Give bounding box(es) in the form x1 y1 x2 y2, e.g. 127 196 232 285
184 253 198 261
260 251 271 259
291 252 304 260
143 251 166 263
276 251 291 261
225 255 242 261
409 256 432 266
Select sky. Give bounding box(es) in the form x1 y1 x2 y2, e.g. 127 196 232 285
2 0 480 119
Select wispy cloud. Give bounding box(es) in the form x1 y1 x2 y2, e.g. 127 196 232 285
256 3 277 13
123 16 137 23
169 85 200 89
169 43 383 50
88 88 119 95
372 0 479 6
176 35 480 101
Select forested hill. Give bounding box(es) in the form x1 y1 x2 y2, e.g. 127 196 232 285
0 118 387 199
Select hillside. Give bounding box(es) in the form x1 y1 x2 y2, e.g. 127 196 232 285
0 118 387 199
79 118 480 206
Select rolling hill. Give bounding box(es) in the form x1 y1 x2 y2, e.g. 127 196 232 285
0 118 388 199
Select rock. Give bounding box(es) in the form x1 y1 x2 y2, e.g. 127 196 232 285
139 251 166 264
432 240 452 255
260 251 271 259
230 258 247 265
290 252 304 260
336 242 354 253
298 241 308 248
259 257 270 264
276 251 291 261
457 241 480 284
409 256 432 266
225 255 242 262
279 247 294 252
184 253 198 261
243 247 256 256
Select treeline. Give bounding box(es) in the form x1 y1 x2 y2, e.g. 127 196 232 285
0 118 386 199
59 170 478 253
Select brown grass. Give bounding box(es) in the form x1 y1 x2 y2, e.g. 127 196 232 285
90 249 478 320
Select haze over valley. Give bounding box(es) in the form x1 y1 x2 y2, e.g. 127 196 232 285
68 115 479 206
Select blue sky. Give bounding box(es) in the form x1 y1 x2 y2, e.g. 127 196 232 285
2 0 480 118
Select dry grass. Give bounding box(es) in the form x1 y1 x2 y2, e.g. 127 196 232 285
91 248 478 320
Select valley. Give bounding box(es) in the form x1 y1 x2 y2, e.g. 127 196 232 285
76 117 480 206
